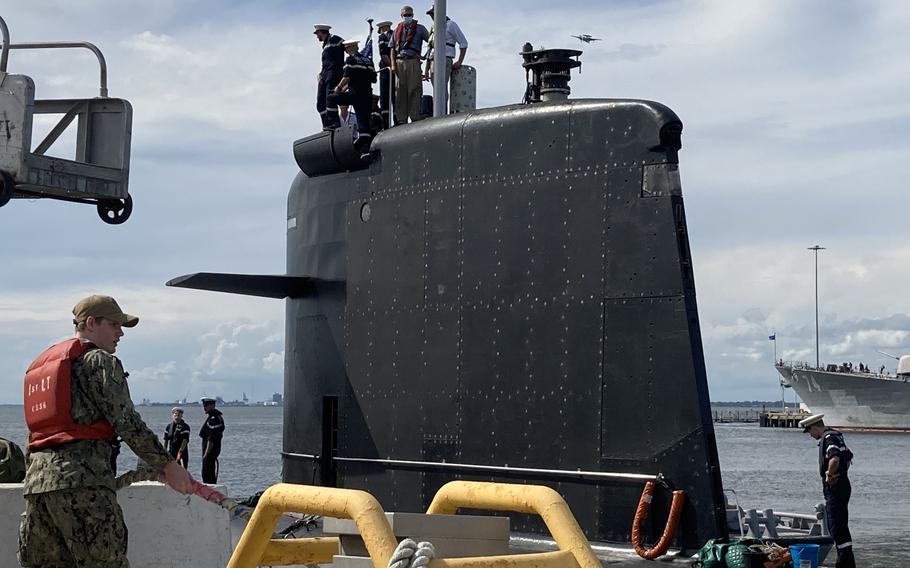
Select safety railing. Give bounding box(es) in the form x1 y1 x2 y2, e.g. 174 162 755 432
227 483 391 568
229 480 600 568
0 15 109 97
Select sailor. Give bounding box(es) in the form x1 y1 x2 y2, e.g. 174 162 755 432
338 105 359 139
314 24 345 129
18 295 193 567
199 397 225 483
327 40 377 151
800 413 856 568
163 407 191 468
389 5 430 124
376 20 394 128
422 5 468 111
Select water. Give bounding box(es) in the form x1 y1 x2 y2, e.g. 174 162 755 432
2 407 907 565
715 422 910 567
0 405 283 497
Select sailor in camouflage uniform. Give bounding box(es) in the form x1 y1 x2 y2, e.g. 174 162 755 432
18 295 193 568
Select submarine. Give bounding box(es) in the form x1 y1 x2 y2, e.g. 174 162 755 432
169 38 728 553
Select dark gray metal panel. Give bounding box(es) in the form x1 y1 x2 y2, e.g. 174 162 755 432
463 104 570 180
425 193 460 308
601 296 702 458
364 193 425 311
370 116 465 190
603 168 686 298
279 98 726 551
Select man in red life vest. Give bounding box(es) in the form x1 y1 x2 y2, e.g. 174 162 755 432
18 294 193 568
389 5 430 124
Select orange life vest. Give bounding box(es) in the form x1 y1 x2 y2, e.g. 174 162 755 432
24 338 116 452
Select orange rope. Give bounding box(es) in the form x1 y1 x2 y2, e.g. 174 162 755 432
631 481 686 560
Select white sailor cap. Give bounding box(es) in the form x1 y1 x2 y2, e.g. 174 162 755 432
313 24 332 34
377 21 393 28
798 413 824 431
343 40 360 49
171 407 184 414
200 397 217 404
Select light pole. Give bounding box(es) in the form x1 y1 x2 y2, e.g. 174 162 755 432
808 245 826 369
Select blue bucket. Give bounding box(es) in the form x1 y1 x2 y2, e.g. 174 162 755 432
789 544 820 568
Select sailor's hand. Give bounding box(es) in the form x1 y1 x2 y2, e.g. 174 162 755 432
825 472 839 485
453 61 462 70
163 460 194 495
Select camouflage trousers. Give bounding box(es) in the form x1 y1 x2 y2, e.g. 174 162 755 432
18 487 129 568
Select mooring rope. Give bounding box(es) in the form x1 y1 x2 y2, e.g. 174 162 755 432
388 538 435 568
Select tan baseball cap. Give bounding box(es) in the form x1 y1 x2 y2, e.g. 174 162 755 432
72 295 139 328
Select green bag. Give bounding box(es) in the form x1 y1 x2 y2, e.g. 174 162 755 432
723 543 753 568
694 538 730 568
0 437 26 483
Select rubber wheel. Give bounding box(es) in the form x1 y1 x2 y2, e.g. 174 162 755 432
97 194 133 225
0 170 14 208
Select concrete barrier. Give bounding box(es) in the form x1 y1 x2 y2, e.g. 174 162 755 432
0 482 233 567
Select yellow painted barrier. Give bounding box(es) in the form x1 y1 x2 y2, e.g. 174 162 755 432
431 550 576 567
227 483 397 568
426 481 601 568
259 537 341 565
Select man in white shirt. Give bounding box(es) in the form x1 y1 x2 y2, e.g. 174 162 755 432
422 6 468 112
338 105 359 138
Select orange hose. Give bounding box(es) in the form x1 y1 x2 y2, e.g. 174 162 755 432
631 481 686 560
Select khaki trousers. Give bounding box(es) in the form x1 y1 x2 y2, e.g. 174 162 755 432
395 58 424 124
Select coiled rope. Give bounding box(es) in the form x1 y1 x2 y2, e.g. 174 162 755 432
388 538 435 568
631 480 686 560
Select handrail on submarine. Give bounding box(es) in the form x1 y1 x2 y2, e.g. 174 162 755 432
0 16 109 97
328 455 659 482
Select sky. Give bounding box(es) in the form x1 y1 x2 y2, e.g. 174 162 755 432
1 0 909 404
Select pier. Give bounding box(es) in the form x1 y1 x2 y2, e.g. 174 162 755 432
711 409 808 428
759 411 807 429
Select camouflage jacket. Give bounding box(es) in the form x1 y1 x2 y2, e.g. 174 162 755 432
24 348 172 495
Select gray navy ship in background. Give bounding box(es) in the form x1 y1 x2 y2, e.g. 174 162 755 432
776 359 910 430
170 39 730 552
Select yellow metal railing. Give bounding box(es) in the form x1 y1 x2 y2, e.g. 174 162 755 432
425 481 600 568
226 483 396 568
228 480 598 568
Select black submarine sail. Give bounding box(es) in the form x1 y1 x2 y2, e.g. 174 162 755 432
169 43 727 551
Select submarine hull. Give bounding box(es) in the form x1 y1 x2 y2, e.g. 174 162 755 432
280 99 727 549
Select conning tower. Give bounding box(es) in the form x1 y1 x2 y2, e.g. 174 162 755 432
170 41 727 551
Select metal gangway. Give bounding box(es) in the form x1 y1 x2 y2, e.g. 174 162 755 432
0 15 133 224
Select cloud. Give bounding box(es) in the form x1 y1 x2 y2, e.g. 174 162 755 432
1 0 910 405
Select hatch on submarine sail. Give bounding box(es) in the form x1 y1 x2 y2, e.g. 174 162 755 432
169 42 728 551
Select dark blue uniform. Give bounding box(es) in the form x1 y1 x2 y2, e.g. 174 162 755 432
819 427 856 568
377 30 394 128
317 35 345 128
327 53 377 149
199 409 224 483
163 419 191 468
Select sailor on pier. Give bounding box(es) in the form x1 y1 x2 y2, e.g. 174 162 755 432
199 397 225 483
800 414 856 568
